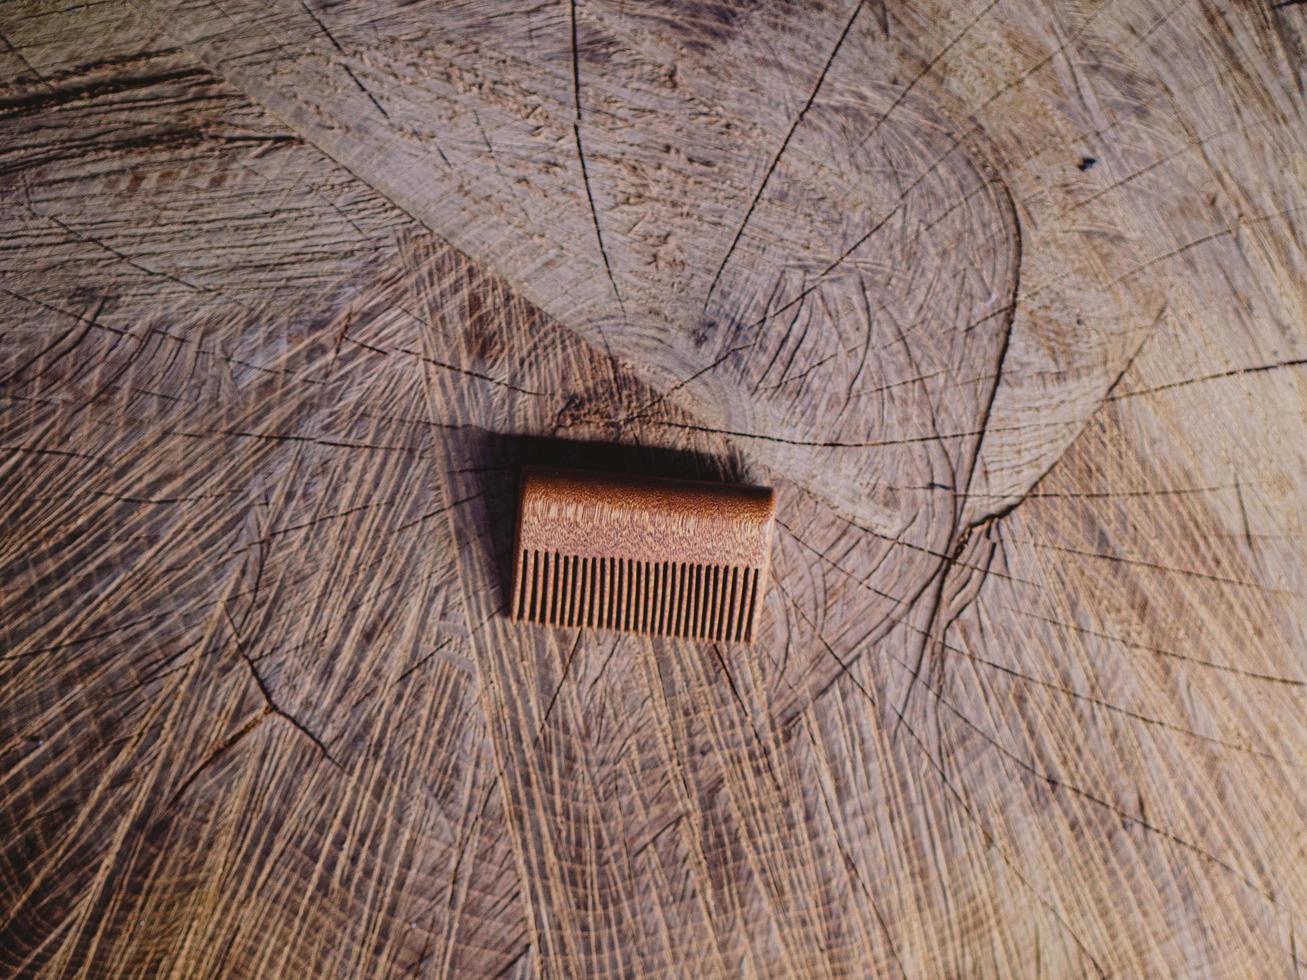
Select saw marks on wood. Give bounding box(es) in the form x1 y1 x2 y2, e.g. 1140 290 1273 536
2 0 1306 975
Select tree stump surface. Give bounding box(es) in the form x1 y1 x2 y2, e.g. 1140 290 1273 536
2 0 1305 975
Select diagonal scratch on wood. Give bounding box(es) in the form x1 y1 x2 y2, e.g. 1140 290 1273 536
856 0 1004 154
221 606 344 770
569 0 623 314
780 587 1108 978
703 0 866 308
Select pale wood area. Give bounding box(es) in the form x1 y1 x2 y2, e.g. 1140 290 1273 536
2 0 1305 975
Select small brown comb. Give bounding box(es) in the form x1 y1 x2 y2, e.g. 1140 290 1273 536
510 465 776 642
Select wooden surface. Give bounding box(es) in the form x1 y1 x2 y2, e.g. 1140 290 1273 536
2 0 1305 975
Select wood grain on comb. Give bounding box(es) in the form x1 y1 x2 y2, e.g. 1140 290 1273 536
510 466 775 642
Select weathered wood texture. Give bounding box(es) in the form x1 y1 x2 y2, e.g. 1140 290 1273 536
2 0 1305 975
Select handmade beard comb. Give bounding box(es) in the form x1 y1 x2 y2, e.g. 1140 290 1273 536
510 465 776 642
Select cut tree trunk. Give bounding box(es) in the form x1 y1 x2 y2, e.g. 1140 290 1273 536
2 0 1305 976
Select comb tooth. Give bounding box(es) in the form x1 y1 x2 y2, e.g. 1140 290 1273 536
557 554 570 627
671 562 681 637
679 562 693 638
699 565 710 640
685 563 696 638
691 564 701 638
572 556 582 628
543 551 554 625
578 556 588 628
735 568 752 642
639 560 650 634
569 555 582 628
609 556 618 631
627 559 637 637
655 561 667 636
743 567 760 642
636 559 646 633
554 551 567 626
558 552 569 627
690 563 701 638
637 559 648 637
663 563 675 636
546 551 558 626
737 567 747 645
717 565 732 642
729 566 743 641
616 556 624 632
706 565 721 640
579 556 591 628
539 550 550 624
608 557 617 632
737 566 749 641
648 559 658 637
589 557 598 629
653 564 663 640
523 549 535 621
573 555 584 628
539 550 548 624
569 555 581 627
527 550 538 622
524 550 535 622
748 568 758 640
702 565 714 639
630 558 641 634
666 561 676 636
666 563 679 637
704 565 715 639
608 556 618 631
597 556 608 630
557 554 568 627
719 565 732 641
574 556 583 627
690 564 700 640
684 564 695 639
537 550 547 623
663 564 674 640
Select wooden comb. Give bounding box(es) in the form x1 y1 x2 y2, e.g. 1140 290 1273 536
510 465 776 642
